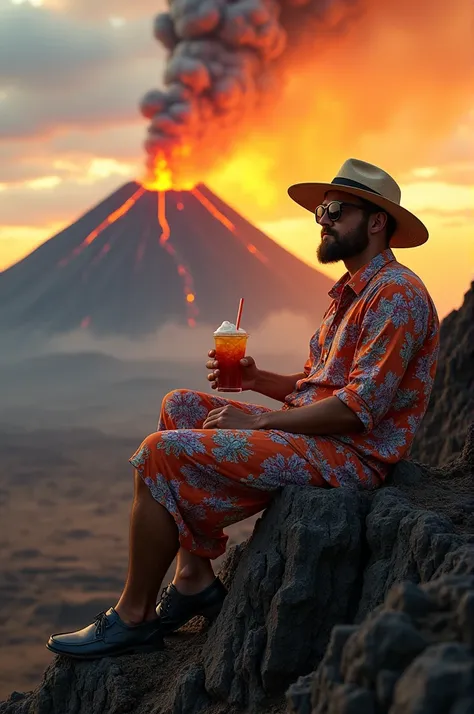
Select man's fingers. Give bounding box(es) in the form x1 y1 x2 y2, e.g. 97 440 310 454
207 369 220 382
205 360 219 369
208 349 216 357
207 406 224 418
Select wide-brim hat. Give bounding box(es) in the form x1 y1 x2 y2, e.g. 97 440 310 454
287 158 428 248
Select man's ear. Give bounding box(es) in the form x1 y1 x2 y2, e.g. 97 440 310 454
370 211 388 234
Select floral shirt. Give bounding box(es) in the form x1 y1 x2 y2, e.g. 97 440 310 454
284 248 440 477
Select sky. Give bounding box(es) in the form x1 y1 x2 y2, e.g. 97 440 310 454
0 0 473 321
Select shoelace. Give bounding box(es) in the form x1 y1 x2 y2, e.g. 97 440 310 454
93 611 109 639
157 586 173 616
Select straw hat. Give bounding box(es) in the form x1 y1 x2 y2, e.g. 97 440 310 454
288 158 428 248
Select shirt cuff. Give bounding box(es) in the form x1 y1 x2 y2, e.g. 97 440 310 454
333 387 374 434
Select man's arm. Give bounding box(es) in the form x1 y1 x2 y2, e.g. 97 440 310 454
252 370 306 403
255 395 365 434
257 282 433 436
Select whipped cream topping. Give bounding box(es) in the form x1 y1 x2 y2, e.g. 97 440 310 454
214 320 247 336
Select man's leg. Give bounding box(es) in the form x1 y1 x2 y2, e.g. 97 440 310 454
171 548 215 596
114 470 180 624
46 470 174 658
157 389 273 598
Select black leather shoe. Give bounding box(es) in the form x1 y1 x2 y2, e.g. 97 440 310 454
46 608 163 659
156 578 227 634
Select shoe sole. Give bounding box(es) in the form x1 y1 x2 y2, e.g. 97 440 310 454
160 599 224 636
45 640 164 660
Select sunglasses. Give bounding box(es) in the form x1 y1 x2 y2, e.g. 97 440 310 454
315 201 367 224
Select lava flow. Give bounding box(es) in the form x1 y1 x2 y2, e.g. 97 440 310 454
157 190 198 328
58 186 146 268
52 149 279 332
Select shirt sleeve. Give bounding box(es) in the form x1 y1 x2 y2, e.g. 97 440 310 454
333 283 430 434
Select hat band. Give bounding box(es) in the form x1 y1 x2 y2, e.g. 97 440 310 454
331 177 382 196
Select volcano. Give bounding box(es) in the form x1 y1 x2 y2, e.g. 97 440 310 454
0 183 333 339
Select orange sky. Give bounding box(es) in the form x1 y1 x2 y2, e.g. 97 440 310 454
0 0 473 321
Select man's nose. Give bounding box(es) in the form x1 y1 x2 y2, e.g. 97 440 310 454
318 209 333 227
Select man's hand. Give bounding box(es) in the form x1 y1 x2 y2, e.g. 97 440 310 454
203 404 263 430
206 350 260 391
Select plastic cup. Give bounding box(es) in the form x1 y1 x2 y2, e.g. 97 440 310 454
214 333 248 392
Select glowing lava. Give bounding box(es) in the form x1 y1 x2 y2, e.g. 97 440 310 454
192 187 269 265
58 186 145 267
156 191 198 327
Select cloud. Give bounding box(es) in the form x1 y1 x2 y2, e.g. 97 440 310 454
0 58 153 139
51 123 145 161
0 173 135 225
45 0 168 23
0 122 145 184
0 5 145 89
0 4 164 139
43 310 314 367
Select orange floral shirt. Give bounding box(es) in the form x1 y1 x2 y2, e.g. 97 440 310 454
284 248 440 478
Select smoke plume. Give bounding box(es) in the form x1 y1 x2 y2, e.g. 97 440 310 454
140 0 357 185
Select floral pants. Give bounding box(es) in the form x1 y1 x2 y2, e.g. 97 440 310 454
129 389 380 559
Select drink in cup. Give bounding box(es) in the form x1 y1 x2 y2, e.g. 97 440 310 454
213 321 248 392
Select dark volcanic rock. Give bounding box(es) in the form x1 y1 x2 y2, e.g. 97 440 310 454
356 487 469 620
286 427 474 714
200 487 367 711
410 282 474 466
288 574 474 714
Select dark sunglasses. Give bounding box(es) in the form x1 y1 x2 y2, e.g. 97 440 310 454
315 200 367 224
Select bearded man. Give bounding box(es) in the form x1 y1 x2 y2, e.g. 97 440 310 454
46 158 440 659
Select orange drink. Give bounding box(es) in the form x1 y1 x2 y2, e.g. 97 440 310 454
213 324 248 392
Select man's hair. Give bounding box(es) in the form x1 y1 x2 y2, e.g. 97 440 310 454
360 198 397 246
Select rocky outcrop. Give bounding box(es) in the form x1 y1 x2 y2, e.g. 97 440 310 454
410 282 474 466
1 425 473 714
288 574 474 714
197 487 366 711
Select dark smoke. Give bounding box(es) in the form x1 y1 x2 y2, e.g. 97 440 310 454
139 0 359 182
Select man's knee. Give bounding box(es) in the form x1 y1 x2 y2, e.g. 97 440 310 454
134 467 149 495
161 388 201 410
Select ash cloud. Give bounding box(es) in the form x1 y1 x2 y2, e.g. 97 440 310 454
140 0 356 181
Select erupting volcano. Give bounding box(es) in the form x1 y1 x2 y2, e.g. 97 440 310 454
0 182 332 338
0 1 351 341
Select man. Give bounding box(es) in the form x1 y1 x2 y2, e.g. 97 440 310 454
46 158 439 659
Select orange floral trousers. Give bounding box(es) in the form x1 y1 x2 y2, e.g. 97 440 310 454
129 389 379 559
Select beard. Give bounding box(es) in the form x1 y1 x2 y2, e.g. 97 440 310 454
317 215 370 264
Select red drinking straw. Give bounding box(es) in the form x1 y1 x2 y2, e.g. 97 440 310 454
236 298 244 330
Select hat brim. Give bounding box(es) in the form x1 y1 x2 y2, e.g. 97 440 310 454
287 182 428 248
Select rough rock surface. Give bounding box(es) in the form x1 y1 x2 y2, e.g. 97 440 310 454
286 426 474 714
201 488 366 711
287 574 474 714
410 282 474 466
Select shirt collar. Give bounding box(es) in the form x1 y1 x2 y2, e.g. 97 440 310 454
328 248 396 299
